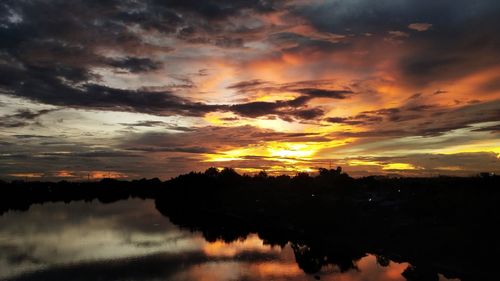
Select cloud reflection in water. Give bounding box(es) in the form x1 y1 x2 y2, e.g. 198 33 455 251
0 199 457 281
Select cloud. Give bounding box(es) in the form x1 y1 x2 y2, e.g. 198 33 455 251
296 88 352 99
151 0 282 20
225 79 353 120
125 146 211 154
0 0 285 118
214 36 244 48
472 124 500 134
227 79 269 90
332 152 499 177
328 100 500 138
119 121 168 127
375 152 500 174
267 31 349 54
121 125 329 153
119 121 194 131
325 117 365 126
230 101 282 118
0 109 58 128
1 56 351 120
432 90 448 96
0 63 222 116
408 23 433 32
478 77 500 94
228 98 325 121
46 151 142 158
388 31 409 38
291 108 324 120
107 57 163 73
291 0 500 86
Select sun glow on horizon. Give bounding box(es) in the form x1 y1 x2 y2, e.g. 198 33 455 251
203 140 349 166
348 160 421 171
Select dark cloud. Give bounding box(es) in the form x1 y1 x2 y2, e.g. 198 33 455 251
1 0 280 49
1 44 218 115
0 120 27 128
229 98 325 121
293 0 500 37
329 100 500 138
225 79 353 120
214 36 244 48
125 146 211 154
0 1 166 62
107 57 162 73
0 150 142 162
57 151 142 158
1 11 349 121
325 110 387 126
0 109 56 128
338 129 408 138
0 0 284 117
0 62 222 116
432 90 448 96
119 121 167 127
228 79 353 98
291 0 500 86
407 105 436 112
296 88 352 99
227 79 268 90
407 93 422 100
0 0 349 121
219 117 240 121
119 121 194 131
325 117 364 126
9 109 57 120
152 0 282 20
291 108 324 120
267 31 349 54
13 135 53 139
230 101 281 118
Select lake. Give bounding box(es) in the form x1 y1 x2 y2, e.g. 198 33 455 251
0 199 459 281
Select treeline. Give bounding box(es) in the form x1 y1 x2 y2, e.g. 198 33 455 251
1 167 499 216
0 167 349 214
0 178 162 214
159 167 500 228
155 168 500 281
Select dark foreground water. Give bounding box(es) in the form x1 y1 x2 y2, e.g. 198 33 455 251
0 199 458 281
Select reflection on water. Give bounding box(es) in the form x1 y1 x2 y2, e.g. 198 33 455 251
0 199 458 281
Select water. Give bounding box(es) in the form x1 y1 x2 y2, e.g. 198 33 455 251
0 199 458 281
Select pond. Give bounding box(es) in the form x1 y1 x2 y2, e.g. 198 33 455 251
0 199 458 281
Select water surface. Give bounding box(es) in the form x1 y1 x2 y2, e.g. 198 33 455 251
0 199 458 281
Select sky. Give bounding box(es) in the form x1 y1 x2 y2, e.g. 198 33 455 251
0 0 499 180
